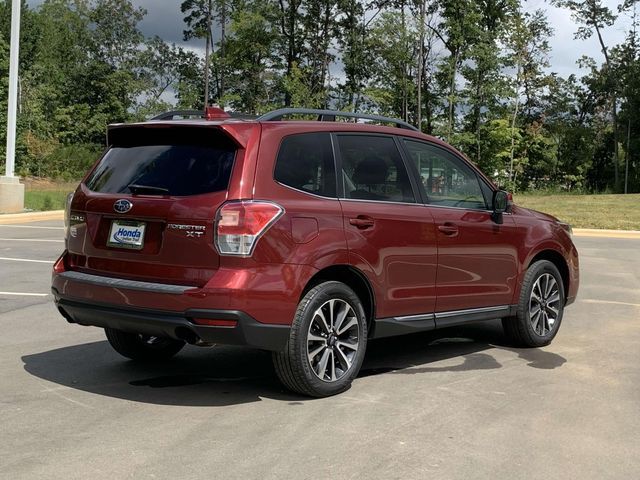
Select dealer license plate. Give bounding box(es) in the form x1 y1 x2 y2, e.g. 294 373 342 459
107 220 146 250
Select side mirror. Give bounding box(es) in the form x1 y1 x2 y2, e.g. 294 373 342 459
493 190 508 213
491 190 509 224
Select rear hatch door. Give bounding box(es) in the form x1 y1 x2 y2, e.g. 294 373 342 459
67 125 238 287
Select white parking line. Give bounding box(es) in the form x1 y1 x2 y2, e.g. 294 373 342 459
0 225 64 230
0 257 54 264
0 238 64 243
0 291 49 297
582 299 640 308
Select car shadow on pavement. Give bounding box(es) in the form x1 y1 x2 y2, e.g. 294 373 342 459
361 320 567 376
21 320 565 407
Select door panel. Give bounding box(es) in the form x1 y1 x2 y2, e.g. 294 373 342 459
401 138 518 313
341 200 438 319
336 134 437 319
429 206 519 312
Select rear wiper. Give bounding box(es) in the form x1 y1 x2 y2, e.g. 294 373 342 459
127 184 170 195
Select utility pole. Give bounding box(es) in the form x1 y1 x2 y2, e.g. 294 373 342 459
203 0 213 108
625 118 630 194
417 1 425 131
0 0 25 213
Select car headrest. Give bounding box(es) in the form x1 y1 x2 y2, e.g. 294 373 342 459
353 157 388 185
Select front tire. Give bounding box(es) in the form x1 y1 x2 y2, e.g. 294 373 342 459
502 260 565 347
272 281 368 397
105 328 185 361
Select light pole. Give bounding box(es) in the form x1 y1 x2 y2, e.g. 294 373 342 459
0 0 25 213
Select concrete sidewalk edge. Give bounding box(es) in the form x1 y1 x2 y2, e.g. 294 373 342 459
573 228 640 238
0 210 64 224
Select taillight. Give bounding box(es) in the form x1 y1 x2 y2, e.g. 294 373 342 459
215 200 284 256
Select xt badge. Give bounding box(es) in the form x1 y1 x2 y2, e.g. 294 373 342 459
168 223 206 238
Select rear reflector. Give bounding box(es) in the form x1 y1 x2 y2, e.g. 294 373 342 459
192 318 238 327
53 253 66 274
215 200 284 256
64 192 74 239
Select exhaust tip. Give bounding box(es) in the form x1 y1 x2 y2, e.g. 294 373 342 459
175 327 200 345
175 327 215 347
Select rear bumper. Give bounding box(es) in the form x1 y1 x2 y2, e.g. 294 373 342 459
53 293 290 352
52 251 316 336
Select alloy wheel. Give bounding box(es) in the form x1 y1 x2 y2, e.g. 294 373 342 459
307 299 360 382
529 273 561 336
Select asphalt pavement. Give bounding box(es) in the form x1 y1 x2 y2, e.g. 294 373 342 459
1 220 639 479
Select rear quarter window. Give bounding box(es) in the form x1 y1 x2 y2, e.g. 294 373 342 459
85 127 236 196
274 133 336 197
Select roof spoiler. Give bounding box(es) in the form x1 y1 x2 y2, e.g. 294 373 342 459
150 106 230 121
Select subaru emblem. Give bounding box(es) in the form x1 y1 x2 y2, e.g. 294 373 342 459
113 199 133 214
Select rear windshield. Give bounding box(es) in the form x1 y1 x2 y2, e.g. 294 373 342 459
85 127 236 196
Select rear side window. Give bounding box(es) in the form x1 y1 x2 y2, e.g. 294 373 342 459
274 133 336 197
85 127 236 196
338 135 416 203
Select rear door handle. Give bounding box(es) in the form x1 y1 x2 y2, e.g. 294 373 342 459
349 216 375 229
438 223 459 236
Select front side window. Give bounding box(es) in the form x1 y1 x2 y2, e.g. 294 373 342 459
403 140 487 209
338 135 416 203
274 133 336 197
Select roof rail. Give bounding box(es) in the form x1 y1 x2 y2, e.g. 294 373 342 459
257 108 419 131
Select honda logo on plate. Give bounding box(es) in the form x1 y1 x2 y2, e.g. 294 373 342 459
113 199 133 214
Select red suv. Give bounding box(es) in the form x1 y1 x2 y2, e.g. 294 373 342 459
52 108 579 397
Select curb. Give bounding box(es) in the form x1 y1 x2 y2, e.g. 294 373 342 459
0 210 64 225
573 228 640 239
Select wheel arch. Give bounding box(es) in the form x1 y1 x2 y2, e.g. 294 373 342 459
300 265 375 328
527 249 570 301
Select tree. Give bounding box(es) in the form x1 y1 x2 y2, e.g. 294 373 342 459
137 37 201 117
300 0 336 102
89 0 146 68
552 0 620 190
503 9 553 186
430 0 480 141
181 0 228 105
335 0 369 110
223 3 278 113
274 0 305 106
367 9 417 121
460 0 516 167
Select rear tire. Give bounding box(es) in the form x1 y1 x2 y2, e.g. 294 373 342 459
105 328 185 361
502 260 565 347
272 281 368 397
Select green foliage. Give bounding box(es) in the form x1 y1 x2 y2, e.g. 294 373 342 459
0 0 638 192
24 188 74 211
222 4 278 113
366 10 416 120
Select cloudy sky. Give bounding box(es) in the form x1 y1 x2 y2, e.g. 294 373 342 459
26 0 632 79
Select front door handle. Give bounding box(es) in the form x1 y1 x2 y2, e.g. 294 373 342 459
349 216 375 229
438 223 459 236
